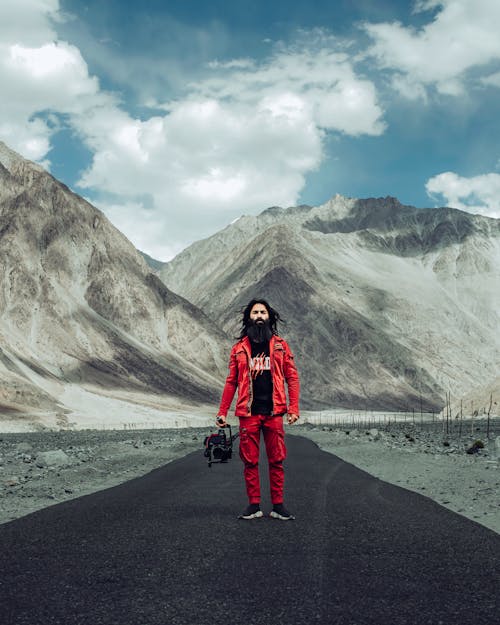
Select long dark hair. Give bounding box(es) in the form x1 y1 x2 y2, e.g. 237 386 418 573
238 299 283 340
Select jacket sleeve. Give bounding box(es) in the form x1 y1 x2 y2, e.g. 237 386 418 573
283 342 300 415
217 347 238 416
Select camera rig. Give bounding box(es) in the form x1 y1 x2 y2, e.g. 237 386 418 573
203 424 239 468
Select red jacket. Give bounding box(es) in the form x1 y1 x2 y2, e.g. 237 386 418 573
218 335 300 417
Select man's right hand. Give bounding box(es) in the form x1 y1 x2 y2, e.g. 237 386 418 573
215 415 227 427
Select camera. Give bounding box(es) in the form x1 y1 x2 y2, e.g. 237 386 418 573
203 424 238 468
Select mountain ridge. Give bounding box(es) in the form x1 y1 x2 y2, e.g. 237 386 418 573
159 194 500 411
1 140 498 421
0 141 231 425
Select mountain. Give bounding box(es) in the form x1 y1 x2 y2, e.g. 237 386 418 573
140 251 165 271
0 142 230 425
159 195 500 412
2 138 497 420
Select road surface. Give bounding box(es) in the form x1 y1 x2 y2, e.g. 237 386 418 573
1 435 499 624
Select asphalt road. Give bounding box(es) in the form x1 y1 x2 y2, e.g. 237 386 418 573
1 434 499 625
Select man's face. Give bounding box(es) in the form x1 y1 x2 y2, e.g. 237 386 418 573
249 303 270 325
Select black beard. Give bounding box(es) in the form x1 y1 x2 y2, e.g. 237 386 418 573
246 320 273 343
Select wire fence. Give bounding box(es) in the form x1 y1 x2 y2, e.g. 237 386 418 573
300 410 500 439
94 418 213 431
99 413 500 438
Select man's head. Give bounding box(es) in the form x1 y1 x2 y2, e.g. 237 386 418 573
249 302 269 324
239 299 282 342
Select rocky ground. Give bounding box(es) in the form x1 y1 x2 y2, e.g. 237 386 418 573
0 427 209 525
0 421 499 534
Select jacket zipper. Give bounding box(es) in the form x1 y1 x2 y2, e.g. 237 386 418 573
245 345 253 416
270 342 275 415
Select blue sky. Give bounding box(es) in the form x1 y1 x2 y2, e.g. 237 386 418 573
1 0 500 259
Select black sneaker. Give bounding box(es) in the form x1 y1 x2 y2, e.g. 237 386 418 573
269 504 295 521
238 504 264 520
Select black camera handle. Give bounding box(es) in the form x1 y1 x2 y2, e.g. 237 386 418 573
216 423 240 442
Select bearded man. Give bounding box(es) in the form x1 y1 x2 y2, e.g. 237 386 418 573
216 299 300 520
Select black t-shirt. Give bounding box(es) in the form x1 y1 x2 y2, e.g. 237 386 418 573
249 340 273 415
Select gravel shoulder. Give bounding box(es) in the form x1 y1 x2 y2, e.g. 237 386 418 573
1 422 499 534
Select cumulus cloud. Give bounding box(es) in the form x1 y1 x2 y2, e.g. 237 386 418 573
0 0 60 46
426 171 500 218
363 0 500 98
76 94 323 256
4 0 500 262
0 0 115 161
0 0 387 260
76 41 385 259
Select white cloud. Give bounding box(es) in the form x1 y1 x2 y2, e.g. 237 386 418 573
76 45 385 259
77 94 320 256
0 0 60 46
191 48 385 136
480 71 500 87
0 0 114 161
426 171 500 218
0 0 386 260
363 0 500 98
96 200 187 261
207 58 256 70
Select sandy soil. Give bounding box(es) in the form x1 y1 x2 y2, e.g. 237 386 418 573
1 420 499 534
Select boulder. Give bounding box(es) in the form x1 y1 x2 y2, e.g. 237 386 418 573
35 449 72 468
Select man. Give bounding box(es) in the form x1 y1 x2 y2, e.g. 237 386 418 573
216 299 300 520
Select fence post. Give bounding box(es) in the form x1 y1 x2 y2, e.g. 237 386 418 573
486 393 493 439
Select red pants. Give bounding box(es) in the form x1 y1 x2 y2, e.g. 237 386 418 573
238 414 287 505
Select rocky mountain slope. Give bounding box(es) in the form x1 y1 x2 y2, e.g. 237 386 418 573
0 142 230 426
159 195 500 412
